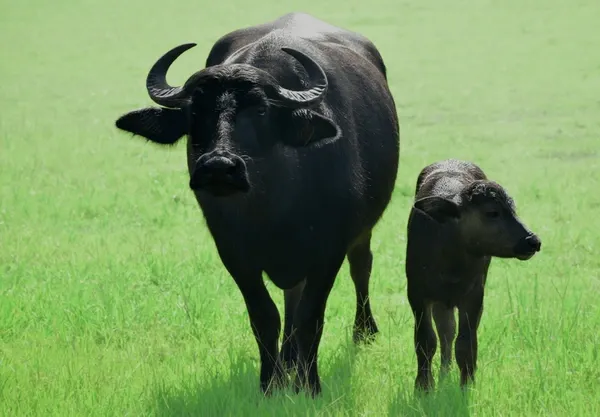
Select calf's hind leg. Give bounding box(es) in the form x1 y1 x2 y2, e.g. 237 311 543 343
408 294 437 391
347 233 379 343
432 303 456 376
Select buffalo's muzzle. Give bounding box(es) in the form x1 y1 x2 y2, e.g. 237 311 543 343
189 152 250 196
513 233 542 260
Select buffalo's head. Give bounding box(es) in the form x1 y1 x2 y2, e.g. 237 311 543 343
413 180 542 260
115 43 341 197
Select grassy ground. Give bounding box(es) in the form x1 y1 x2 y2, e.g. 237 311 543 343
1 0 599 415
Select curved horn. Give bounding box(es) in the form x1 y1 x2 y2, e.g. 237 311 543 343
268 47 328 108
146 43 197 108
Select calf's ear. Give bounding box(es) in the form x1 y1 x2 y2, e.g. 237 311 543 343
282 109 341 147
115 107 187 145
413 196 461 223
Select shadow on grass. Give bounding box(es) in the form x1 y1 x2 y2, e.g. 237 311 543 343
148 341 362 416
387 374 472 417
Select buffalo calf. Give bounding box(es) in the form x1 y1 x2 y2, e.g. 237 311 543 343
404 159 541 391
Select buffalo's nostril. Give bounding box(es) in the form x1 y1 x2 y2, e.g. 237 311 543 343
226 163 239 176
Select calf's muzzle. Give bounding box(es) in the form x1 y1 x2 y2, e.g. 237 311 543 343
513 233 542 260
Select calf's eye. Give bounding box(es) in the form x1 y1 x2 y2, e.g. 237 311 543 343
257 106 267 116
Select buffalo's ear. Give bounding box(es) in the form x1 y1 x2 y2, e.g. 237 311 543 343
413 196 461 223
282 109 341 147
115 107 187 145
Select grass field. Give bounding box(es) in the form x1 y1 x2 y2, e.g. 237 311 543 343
1 0 600 415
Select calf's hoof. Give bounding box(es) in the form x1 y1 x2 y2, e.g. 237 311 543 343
352 316 379 344
260 366 288 396
459 373 476 391
414 373 435 394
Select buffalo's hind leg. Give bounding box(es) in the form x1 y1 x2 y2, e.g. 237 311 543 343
432 303 456 377
347 233 379 343
280 280 306 371
233 273 286 395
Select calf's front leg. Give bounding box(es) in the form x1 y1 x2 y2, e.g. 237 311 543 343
456 289 484 388
432 302 456 376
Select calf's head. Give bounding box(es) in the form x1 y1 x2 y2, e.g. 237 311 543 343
115 43 341 197
413 180 542 260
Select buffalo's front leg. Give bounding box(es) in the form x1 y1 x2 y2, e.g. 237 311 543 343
456 289 484 388
235 275 285 395
293 256 345 396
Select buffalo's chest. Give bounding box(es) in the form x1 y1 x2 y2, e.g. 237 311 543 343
260 227 324 287
206 212 347 290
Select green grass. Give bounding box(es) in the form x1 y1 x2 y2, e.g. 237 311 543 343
1 0 599 415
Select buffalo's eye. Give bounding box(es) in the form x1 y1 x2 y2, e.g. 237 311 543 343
485 210 500 219
257 106 267 116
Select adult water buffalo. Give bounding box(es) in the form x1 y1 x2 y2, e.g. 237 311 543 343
115 12 400 396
